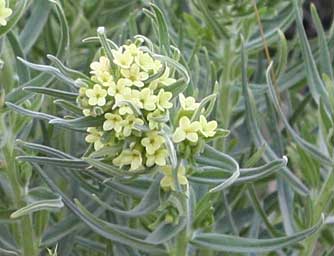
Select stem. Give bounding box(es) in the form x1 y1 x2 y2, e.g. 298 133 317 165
3 143 38 256
175 229 188 256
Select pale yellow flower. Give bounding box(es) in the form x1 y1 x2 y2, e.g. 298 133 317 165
149 67 176 90
85 127 104 151
138 88 156 111
111 48 133 69
147 109 163 130
141 131 165 154
107 78 131 103
113 149 143 171
156 89 173 111
122 115 144 137
86 84 107 106
103 113 123 133
0 0 12 26
179 93 199 111
124 43 140 57
135 51 155 71
152 60 163 73
160 165 188 191
173 116 201 143
90 56 110 75
83 109 91 116
121 64 148 88
146 148 168 167
199 115 217 138
92 71 114 87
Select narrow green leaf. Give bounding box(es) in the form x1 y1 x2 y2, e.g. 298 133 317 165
5 102 56 121
274 30 288 79
90 176 160 217
145 217 186 245
149 3 170 54
7 31 30 83
293 0 329 108
190 216 323 252
266 63 332 166
47 54 90 81
240 37 309 196
20 0 52 54
310 3 334 80
49 116 104 129
16 140 75 159
16 156 88 169
10 188 63 219
23 86 77 101
18 57 76 88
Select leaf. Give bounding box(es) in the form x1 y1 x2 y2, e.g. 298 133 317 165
7 31 30 83
148 3 170 54
163 78 188 97
90 176 161 217
246 3 294 51
49 0 70 58
10 187 63 219
20 0 52 54
31 163 166 254
16 156 88 169
47 55 90 81
83 158 124 177
240 37 309 196
196 145 240 193
22 86 78 101
153 54 190 84
190 215 323 253
274 30 288 79
145 217 186 245
53 99 82 116
191 158 287 186
266 62 332 166
310 3 334 80
49 116 104 129
292 0 329 109
97 27 117 63
0 248 18 256
161 130 177 169
5 102 56 121
191 93 217 121
16 140 75 159
18 57 76 89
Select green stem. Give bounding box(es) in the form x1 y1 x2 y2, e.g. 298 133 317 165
174 229 188 256
3 143 38 256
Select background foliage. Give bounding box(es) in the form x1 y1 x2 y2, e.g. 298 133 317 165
1 0 334 255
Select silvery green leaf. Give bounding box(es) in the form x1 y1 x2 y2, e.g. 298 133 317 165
190 215 323 253
10 187 63 219
23 86 78 101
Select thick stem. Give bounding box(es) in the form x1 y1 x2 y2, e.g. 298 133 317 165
175 229 188 256
3 144 38 256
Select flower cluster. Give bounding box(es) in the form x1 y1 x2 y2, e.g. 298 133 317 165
172 94 218 149
78 39 219 191
0 0 12 26
78 42 176 172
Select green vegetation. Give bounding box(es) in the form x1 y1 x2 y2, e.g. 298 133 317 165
0 0 334 255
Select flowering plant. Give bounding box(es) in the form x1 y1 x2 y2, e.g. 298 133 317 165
73 29 226 192
4 2 325 254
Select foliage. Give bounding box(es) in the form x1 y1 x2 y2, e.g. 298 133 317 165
0 0 333 255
